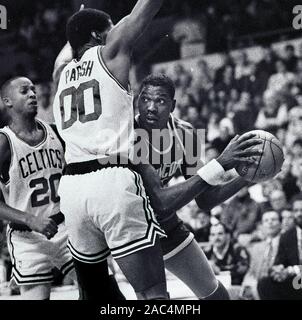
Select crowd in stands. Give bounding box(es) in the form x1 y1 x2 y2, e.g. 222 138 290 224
159 41 302 299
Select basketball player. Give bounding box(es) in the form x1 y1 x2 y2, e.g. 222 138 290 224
0 77 74 300
52 3 263 300
135 74 257 299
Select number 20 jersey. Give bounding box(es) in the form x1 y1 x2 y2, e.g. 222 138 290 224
0 120 65 220
53 46 134 164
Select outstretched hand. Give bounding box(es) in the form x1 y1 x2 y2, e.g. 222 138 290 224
217 133 263 171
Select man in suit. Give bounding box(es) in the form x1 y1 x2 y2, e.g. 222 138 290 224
257 194 302 299
241 210 282 299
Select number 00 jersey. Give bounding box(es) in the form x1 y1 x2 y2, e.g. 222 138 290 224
53 46 134 164
0 120 65 220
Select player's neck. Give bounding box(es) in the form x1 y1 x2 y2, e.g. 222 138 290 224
77 43 97 60
9 116 38 135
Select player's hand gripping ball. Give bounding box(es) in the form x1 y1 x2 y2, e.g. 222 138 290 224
235 130 285 183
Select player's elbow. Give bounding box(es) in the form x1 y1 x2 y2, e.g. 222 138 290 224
148 193 171 215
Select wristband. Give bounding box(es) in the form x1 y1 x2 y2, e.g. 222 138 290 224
197 159 226 186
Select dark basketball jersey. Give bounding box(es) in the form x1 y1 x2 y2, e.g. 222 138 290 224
134 114 204 186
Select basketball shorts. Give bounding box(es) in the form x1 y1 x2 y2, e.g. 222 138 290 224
159 214 194 260
58 166 166 263
7 223 74 286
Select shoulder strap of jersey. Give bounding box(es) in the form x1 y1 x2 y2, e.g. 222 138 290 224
48 122 66 152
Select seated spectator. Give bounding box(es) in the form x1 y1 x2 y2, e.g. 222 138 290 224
222 187 261 238
267 59 295 92
255 46 277 94
232 91 257 134
281 209 296 234
215 64 236 96
205 145 219 163
233 51 253 83
211 118 235 154
190 210 211 243
185 106 205 129
242 210 282 299
205 222 250 285
255 90 287 133
206 111 222 142
267 189 288 215
257 194 302 299
285 107 302 149
276 157 300 202
283 44 298 73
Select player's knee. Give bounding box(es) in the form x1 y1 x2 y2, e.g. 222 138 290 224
136 282 169 300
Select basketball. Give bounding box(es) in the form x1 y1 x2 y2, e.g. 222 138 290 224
235 130 285 183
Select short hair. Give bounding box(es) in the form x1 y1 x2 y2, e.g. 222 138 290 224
210 222 232 236
261 210 282 222
0 76 23 100
139 74 175 100
66 9 111 51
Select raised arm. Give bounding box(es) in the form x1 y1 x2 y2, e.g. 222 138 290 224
52 42 73 88
106 0 163 54
52 5 84 87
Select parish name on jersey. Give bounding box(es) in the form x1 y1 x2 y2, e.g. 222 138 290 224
19 148 63 179
65 60 94 84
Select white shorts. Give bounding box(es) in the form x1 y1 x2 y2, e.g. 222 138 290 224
59 167 166 263
7 223 74 286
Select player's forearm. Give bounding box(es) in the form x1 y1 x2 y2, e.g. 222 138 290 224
52 42 73 83
135 164 211 214
0 201 30 225
195 177 249 211
122 0 163 45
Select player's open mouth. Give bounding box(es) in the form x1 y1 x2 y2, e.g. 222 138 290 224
146 114 158 122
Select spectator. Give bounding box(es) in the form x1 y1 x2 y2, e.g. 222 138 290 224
205 222 250 285
190 210 211 243
257 194 302 299
285 107 302 149
267 190 288 215
277 157 300 202
281 209 296 234
232 91 257 134
215 64 236 96
242 210 282 300
255 90 287 133
255 46 277 94
283 44 298 73
205 145 219 163
267 59 295 92
233 51 253 82
185 106 205 129
222 187 261 238
211 118 235 154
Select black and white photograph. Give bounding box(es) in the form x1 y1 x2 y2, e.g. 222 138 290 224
0 0 302 310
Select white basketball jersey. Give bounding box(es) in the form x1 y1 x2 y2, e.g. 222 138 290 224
0 120 65 219
53 46 134 164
